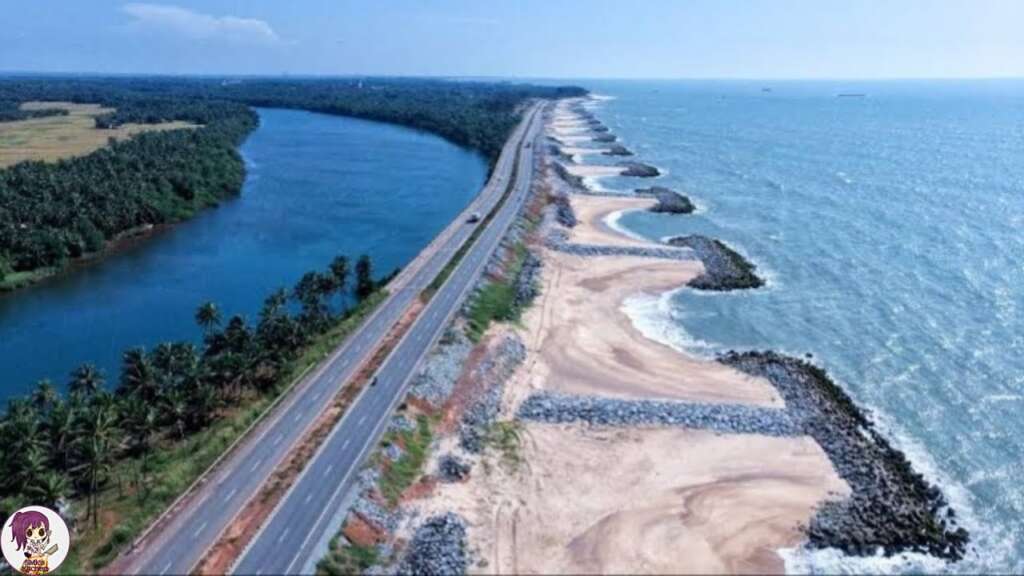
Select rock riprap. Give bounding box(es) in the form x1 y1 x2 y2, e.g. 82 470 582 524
399 513 468 575
666 235 764 290
720 350 969 561
636 186 695 214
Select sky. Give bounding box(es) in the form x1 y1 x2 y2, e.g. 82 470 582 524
2 0 1022 79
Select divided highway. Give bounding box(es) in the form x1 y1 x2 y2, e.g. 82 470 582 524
233 104 544 574
119 103 544 576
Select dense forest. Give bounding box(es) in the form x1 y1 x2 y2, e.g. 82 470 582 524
0 76 584 283
0 253 383 544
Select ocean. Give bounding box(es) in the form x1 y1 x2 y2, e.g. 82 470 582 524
580 79 1024 574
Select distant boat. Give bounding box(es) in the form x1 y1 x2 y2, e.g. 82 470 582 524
837 93 867 98
762 87 773 93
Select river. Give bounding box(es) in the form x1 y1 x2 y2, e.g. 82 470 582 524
0 108 487 398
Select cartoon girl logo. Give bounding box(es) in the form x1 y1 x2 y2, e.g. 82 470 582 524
1 506 70 575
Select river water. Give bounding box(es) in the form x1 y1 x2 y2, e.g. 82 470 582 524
0 108 486 397
582 80 1024 574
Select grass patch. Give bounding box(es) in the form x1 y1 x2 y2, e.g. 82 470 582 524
0 267 57 291
464 243 528 342
483 421 524 471
0 101 197 168
317 537 380 576
54 291 388 573
378 414 434 507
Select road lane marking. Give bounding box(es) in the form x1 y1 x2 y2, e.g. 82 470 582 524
193 520 208 540
223 487 238 503
274 433 284 446
277 526 291 544
323 463 334 478
305 493 314 504
160 561 173 575
342 439 351 451
250 457 264 473
293 410 303 423
358 416 367 426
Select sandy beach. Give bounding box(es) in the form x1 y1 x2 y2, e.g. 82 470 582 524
399 99 852 574
568 194 661 247
417 425 848 574
560 163 625 177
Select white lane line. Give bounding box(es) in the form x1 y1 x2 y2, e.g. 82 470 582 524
342 439 351 451
223 487 238 504
305 493 314 504
160 561 173 575
358 416 367 426
274 433 284 446
293 410 303 423
313 390 323 401
323 463 334 478
277 526 291 544
193 520 209 540
249 457 264 473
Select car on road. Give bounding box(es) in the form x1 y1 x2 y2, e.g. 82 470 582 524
466 211 481 223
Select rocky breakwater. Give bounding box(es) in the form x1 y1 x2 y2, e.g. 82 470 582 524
617 161 660 177
720 351 969 561
666 235 764 290
636 186 695 214
602 144 633 157
517 391 800 436
546 229 694 261
592 133 617 143
399 513 468 575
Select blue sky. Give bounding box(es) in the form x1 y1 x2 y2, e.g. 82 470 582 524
2 0 1021 78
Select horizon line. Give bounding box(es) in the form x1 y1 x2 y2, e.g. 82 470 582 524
0 70 1022 83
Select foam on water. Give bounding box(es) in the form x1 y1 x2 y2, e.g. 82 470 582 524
583 79 1024 573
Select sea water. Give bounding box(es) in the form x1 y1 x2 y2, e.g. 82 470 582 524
581 79 1024 574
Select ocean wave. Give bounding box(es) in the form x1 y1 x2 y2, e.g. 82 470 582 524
620 290 718 357
604 210 650 242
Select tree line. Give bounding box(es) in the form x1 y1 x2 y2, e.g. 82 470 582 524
0 77 585 282
0 252 384 525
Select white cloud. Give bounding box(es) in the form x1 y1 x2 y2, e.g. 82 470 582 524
122 3 281 44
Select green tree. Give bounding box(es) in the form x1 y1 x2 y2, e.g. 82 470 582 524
355 254 374 301
195 302 222 334
74 394 119 528
69 363 104 397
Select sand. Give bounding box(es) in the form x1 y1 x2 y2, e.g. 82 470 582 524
401 105 849 575
558 146 606 157
510 249 783 408
560 163 625 178
414 424 849 575
568 194 664 248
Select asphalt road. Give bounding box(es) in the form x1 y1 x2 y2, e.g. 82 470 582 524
232 104 543 575
124 103 543 576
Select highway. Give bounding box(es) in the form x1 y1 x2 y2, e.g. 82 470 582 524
119 102 543 576
232 102 544 574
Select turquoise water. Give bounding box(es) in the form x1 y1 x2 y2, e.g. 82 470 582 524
0 108 486 397
585 80 1024 573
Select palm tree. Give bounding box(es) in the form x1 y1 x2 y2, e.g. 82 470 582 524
195 301 222 334
355 254 374 300
161 387 188 440
74 395 118 528
120 348 157 401
46 400 77 472
28 471 69 509
329 255 350 311
69 363 104 397
31 380 58 412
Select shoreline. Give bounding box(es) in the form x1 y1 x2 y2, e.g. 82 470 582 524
555 96 969 563
325 95 970 574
